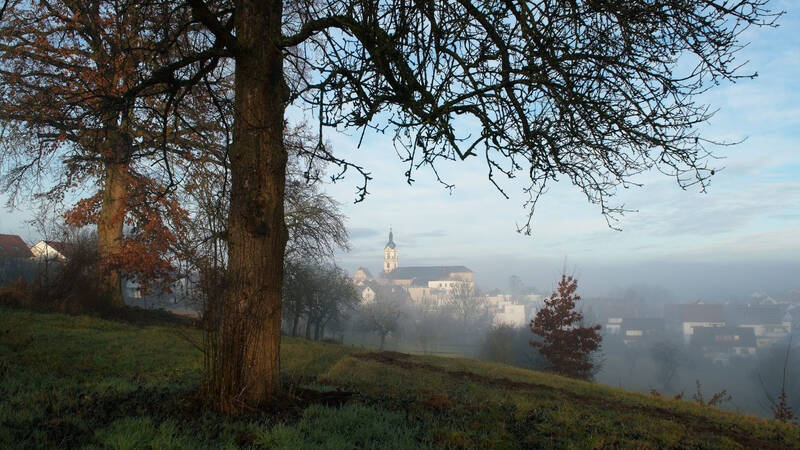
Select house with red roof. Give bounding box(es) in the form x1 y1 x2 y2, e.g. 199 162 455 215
0 234 33 258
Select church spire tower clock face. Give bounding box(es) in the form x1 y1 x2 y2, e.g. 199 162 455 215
384 227 398 273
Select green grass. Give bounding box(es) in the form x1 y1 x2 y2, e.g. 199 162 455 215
1 308 798 449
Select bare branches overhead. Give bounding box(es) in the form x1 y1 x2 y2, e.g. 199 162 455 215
281 0 780 231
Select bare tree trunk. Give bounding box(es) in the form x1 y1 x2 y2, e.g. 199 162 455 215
210 0 288 412
291 312 300 337
97 161 128 309
305 316 313 339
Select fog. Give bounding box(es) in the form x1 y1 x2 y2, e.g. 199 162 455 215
329 253 800 419
464 257 800 301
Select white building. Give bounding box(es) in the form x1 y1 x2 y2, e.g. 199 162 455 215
30 240 67 261
665 303 725 343
487 294 533 328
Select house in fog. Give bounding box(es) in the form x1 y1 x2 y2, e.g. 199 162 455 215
619 318 665 345
0 234 33 258
665 302 725 342
30 240 67 261
725 304 792 348
691 326 757 364
358 284 376 305
353 267 373 285
602 303 643 334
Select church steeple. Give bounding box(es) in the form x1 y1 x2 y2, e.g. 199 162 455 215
384 227 398 273
386 227 396 249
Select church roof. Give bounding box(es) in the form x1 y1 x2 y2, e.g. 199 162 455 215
385 265 472 286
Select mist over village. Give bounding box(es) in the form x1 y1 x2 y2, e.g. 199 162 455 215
1 0 799 448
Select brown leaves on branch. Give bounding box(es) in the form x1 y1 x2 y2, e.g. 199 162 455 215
63 172 188 296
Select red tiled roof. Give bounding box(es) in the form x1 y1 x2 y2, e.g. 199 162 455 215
0 234 33 258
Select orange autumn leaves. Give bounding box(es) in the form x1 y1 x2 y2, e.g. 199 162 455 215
65 172 188 296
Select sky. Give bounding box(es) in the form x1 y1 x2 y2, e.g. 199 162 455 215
2 3 799 300
318 3 800 299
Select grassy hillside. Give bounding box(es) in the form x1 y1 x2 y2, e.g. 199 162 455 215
1 308 797 449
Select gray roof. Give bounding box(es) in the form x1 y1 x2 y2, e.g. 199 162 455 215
665 303 724 323
385 266 472 286
725 304 785 325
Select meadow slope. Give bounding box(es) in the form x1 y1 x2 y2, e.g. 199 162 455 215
1 308 798 449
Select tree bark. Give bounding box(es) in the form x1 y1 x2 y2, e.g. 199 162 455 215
211 0 288 411
97 160 128 309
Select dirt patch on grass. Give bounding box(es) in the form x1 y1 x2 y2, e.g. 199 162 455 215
354 351 788 448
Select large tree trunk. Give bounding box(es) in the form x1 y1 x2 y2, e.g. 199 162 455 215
210 0 288 412
97 161 128 309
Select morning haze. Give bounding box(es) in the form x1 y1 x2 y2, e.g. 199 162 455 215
0 0 798 447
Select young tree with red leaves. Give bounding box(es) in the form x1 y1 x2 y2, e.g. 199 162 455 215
530 274 602 380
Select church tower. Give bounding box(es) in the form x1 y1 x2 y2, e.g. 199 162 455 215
383 228 398 274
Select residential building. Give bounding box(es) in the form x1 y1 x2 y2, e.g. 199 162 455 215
30 240 67 261
665 302 725 342
0 234 33 258
620 318 665 345
725 304 792 348
691 326 757 364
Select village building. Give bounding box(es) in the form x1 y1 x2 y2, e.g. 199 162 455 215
619 318 665 345
354 229 477 307
690 326 757 364
30 240 67 261
665 302 725 342
725 304 792 348
0 234 33 258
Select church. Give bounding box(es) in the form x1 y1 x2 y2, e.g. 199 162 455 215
353 229 474 304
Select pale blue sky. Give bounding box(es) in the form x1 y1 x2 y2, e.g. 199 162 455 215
2 3 798 298
319 4 800 296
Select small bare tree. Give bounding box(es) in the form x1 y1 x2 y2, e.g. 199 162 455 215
760 335 797 424
447 282 487 327
357 288 405 350
650 337 684 392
